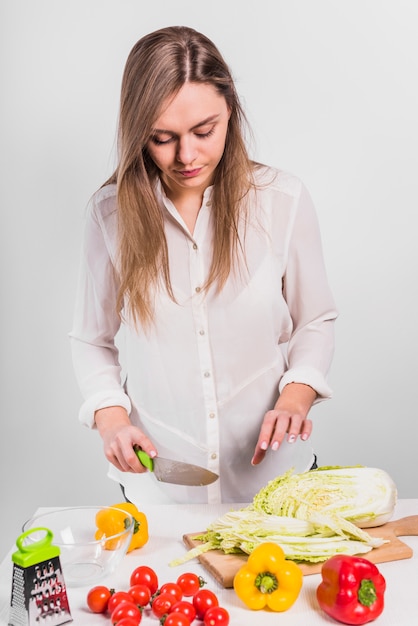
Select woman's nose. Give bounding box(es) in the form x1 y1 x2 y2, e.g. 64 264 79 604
176 136 197 165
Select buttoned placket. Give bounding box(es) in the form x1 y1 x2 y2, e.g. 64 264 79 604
161 188 221 502
188 201 221 504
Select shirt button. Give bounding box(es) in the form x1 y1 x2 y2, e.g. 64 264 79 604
204 371 210 378
195 286 201 293
199 329 205 336
211 453 217 460
193 243 198 250
209 412 215 419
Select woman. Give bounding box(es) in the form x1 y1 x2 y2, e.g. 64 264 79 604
70 25 338 505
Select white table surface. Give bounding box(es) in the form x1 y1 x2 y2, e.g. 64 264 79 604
1 500 417 625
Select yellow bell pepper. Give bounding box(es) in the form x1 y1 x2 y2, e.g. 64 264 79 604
233 542 303 612
95 502 149 552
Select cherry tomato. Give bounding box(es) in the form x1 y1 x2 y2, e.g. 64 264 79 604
115 619 140 626
176 572 206 596
170 600 196 622
130 565 159 594
110 601 142 625
203 606 230 626
151 592 176 618
159 581 183 602
86 585 112 613
128 584 152 608
164 613 191 626
192 589 219 620
107 590 133 614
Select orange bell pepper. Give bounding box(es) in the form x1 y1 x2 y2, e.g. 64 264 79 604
95 502 148 552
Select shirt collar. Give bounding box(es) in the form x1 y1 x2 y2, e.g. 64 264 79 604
154 177 214 209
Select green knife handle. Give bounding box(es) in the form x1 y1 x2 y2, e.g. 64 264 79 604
136 449 154 471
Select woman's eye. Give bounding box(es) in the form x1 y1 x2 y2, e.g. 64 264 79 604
195 127 215 139
151 135 173 145
150 126 215 145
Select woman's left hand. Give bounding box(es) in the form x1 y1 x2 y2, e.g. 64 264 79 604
251 383 317 465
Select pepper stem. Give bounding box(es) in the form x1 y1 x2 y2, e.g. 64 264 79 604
124 516 139 534
254 571 278 594
358 579 377 607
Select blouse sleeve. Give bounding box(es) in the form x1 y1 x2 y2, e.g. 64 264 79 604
69 192 131 428
279 182 338 401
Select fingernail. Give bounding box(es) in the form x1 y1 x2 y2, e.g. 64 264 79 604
301 433 308 441
149 450 157 458
271 441 279 451
260 441 268 450
288 434 296 443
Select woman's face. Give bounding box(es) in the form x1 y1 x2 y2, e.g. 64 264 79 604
146 82 230 201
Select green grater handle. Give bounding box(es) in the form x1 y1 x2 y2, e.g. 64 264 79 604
12 527 59 567
16 528 54 553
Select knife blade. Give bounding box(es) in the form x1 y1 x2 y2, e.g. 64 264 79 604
135 450 218 486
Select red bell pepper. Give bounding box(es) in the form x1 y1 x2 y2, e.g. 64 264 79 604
316 555 386 625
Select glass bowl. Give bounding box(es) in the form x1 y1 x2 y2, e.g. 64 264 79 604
22 506 134 587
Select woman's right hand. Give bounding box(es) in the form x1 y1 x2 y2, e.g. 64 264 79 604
94 406 157 473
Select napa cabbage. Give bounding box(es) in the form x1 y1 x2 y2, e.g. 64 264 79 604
252 465 397 528
170 466 397 566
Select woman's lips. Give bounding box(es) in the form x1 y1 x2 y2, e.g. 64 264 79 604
177 167 202 178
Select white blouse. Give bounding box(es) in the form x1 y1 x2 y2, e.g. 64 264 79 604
69 165 338 506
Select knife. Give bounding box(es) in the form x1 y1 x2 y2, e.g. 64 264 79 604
135 449 219 486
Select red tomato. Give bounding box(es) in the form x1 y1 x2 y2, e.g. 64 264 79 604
115 619 140 626
203 606 230 626
151 592 176 618
128 584 152 608
107 590 133 614
110 601 142 625
192 589 219 620
170 600 196 622
176 572 206 596
164 613 191 626
86 585 112 613
130 565 159 594
159 582 183 602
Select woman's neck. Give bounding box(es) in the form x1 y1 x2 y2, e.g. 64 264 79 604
162 181 207 235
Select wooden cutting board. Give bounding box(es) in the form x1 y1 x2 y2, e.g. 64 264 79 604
183 515 418 588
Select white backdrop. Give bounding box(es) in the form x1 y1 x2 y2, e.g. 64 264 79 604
1 0 417 560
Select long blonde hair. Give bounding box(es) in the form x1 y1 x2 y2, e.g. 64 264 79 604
105 26 254 327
